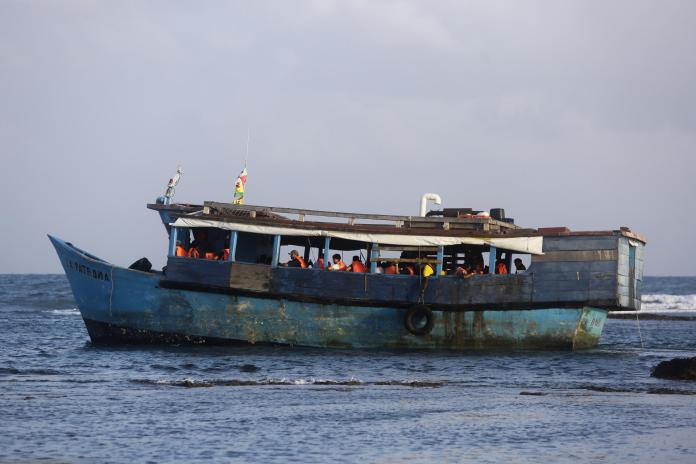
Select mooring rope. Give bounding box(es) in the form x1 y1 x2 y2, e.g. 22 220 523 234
635 310 644 349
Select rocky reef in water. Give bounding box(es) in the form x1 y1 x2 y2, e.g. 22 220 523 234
651 357 696 380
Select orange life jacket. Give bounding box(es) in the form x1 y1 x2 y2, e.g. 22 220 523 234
406 265 415 276
295 256 307 268
175 245 187 257
188 247 201 259
205 252 218 260
331 260 347 271
222 248 230 261
496 262 508 274
351 261 366 273
384 264 397 274
316 258 325 270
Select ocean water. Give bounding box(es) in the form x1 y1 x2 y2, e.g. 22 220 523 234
1 275 696 463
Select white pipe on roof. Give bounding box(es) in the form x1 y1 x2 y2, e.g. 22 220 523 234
420 193 442 217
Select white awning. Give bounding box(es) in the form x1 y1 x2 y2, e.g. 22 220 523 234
171 218 544 255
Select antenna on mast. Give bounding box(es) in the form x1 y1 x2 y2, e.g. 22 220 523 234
245 128 250 169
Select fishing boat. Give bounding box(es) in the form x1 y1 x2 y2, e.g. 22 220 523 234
49 193 646 350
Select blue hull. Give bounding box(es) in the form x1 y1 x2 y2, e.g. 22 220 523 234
49 235 606 350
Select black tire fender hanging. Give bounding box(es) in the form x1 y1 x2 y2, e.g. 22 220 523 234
404 304 435 336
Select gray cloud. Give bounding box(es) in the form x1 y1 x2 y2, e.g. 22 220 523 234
1 0 695 274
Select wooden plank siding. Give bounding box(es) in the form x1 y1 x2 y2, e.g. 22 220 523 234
531 235 622 308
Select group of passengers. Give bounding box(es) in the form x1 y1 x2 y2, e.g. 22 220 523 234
176 230 528 276
174 230 230 261
452 254 526 278
286 251 367 272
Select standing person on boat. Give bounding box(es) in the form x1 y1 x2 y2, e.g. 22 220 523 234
347 256 366 273
187 229 208 259
328 254 347 271
286 250 307 268
514 258 527 274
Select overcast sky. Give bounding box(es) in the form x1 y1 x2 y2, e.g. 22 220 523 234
1 0 695 275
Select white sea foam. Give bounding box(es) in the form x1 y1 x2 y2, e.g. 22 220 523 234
641 294 696 312
50 308 80 315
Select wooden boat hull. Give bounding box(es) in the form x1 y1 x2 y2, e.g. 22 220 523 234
49 235 606 350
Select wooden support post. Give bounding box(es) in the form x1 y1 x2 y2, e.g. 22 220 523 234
168 227 178 257
227 230 238 262
272 235 281 268
436 246 444 277
370 243 379 273
489 246 497 273
323 236 331 270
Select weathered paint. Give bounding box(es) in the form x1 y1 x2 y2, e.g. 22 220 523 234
271 235 281 267
436 246 444 277
323 237 331 269
49 235 607 350
168 226 178 257
228 230 238 262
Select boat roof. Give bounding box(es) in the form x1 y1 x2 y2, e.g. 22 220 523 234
147 201 646 251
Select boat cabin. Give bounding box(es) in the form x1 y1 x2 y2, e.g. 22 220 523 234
153 201 541 276
147 201 646 312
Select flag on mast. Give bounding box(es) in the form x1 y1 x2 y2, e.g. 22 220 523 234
232 167 248 205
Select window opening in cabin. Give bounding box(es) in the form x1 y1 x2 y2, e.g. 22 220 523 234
171 227 232 261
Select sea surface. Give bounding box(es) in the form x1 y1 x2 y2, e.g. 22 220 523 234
2 275 696 463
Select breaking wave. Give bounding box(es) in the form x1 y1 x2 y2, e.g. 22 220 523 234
130 377 444 388
641 294 696 312
49 308 80 316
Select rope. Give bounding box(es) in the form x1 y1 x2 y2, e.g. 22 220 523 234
635 311 644 349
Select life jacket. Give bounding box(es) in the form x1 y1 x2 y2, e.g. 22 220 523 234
316 258 325 270
406 265 415 276
295 256 307 269
422 264 435 277
175 245 187 257
205 252 218 260
188 247 201 259
351 261 366 273
496 262 508 274
384 263 397 274
331 260 347 271
222 248 230 261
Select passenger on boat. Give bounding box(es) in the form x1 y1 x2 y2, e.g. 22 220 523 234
188 229 208 259
400 264 415 275
514 258 527 274
422 263 435 277
287 249 307 268
495 259 508 274
328 254 347 271
188 247 201 259
175 241 187 257
347 256 366 273
455 265 475 279
383 262 398 274
315 253 325 270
